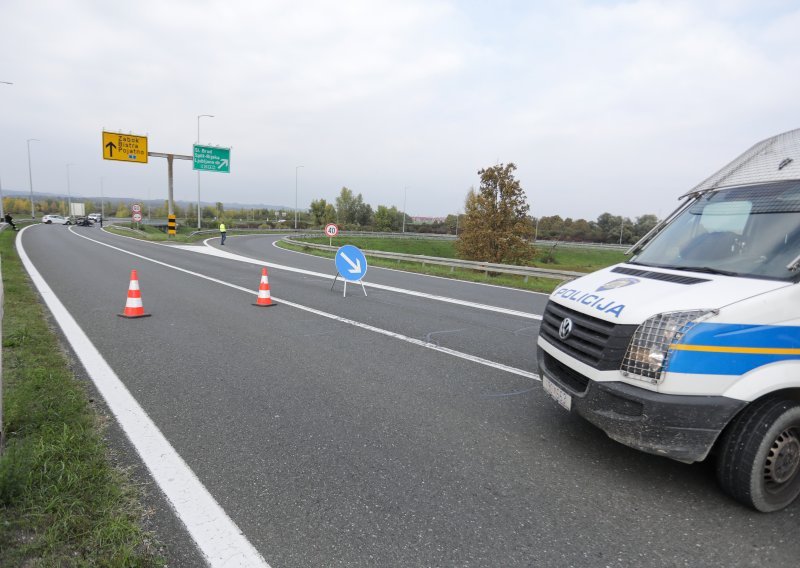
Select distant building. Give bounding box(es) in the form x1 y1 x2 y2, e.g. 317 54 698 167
411 216 446 224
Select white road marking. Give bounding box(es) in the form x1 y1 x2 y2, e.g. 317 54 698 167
75 228 541 380
188 239 543 321
101 230 544 320
270 236 552 297
17 226 271 568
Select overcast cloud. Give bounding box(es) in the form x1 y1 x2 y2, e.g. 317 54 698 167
2 0 799 220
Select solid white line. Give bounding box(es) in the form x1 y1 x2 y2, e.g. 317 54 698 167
17 226 271 568
99 230 542 320
197 238 543 321
73 228 541 381
269 237 552 297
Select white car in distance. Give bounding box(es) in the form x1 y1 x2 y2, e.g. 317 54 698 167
41 214 72 225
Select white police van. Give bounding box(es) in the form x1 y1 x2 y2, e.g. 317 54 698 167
538 128 800 512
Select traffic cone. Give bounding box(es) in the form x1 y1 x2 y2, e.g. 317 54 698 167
118 269 151 318
253 267 277 307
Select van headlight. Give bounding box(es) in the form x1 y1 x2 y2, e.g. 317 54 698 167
621 310 716 384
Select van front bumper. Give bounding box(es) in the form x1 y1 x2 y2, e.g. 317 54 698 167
537 349 746 463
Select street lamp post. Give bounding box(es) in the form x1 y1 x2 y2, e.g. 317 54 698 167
295 165 304 230
26 139 39 219
0 83 10 220
66 164 74 216
402 186 407 233
197 114 214 229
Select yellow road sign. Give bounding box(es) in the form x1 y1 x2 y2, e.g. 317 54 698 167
102 131 148 163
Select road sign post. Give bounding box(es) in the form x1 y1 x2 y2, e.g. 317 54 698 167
325 223 338 246
331 244 368 298
132 203 142 227
193 145 231 173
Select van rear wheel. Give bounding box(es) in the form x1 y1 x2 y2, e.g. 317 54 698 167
716 397 800 512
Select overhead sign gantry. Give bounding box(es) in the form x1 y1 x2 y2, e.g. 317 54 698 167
101 129 231 236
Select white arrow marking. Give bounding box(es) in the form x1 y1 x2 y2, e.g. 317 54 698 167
218 158 229 169
339 251 362 273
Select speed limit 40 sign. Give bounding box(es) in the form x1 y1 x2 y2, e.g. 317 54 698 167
325 223 339 237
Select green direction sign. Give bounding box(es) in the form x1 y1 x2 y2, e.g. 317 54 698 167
193 144 231 173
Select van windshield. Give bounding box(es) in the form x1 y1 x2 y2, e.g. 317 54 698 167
631 181 800 281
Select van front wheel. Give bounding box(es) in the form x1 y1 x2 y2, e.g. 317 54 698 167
716 397 800 512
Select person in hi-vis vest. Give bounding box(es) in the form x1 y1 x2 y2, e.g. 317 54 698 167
219 222 227 245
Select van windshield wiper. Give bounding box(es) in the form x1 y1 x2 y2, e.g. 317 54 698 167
666 265 740 277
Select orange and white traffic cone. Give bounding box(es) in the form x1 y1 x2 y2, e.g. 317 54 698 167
253 267 277 307
118 269 151 318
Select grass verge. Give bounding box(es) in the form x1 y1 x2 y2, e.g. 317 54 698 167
296 236 629 273
105 224 204 242
0 229 163 566
279 240 564 293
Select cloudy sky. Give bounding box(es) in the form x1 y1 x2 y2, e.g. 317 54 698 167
2 0 799 221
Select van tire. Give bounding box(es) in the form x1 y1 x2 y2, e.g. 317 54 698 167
716 397 800 512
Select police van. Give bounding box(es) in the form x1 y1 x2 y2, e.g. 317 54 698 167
537 128 800 512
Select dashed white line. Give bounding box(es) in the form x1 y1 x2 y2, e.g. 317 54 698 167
70 228 542 381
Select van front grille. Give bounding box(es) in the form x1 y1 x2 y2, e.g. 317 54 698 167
540 301 638 370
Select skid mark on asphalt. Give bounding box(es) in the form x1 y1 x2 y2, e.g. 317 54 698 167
424 328 468 345
480 387 538 398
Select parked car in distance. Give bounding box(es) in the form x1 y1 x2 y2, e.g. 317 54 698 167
41 214 71 225
88 213 102 223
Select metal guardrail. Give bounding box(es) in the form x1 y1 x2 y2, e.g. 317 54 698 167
282 237 583 281
291 230 631 251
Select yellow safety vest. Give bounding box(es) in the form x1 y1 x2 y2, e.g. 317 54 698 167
220 223 226 232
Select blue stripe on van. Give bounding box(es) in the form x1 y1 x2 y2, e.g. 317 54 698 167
666 322 800 375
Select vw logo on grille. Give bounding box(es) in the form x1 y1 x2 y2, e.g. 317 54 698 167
559 318 574 340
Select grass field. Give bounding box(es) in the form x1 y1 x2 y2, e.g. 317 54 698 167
106 223 204 242
297 236 629 273
103 225 628 294
0 229 162 566
279 236 628 294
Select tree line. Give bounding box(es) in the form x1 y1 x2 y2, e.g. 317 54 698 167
3 171 659 250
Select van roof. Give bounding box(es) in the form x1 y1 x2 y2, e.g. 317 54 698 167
682 127 800 198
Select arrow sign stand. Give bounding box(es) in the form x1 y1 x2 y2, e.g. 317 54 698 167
330 272 367 298
331 245 369 298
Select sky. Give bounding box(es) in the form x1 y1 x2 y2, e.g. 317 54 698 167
2 0 800 221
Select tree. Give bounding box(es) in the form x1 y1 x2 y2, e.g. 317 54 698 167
374 205 403 232
456 163 536 264
355 200 374 226
634 214 659 240
309 199 338 226
335 187 357 224
310 199 330 226
116 203 131 218
335 187 372 226
323 203 337 225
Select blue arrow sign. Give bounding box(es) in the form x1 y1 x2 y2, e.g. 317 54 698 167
335 245 368 282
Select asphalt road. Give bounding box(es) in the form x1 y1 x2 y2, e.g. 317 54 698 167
19 225 800 567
